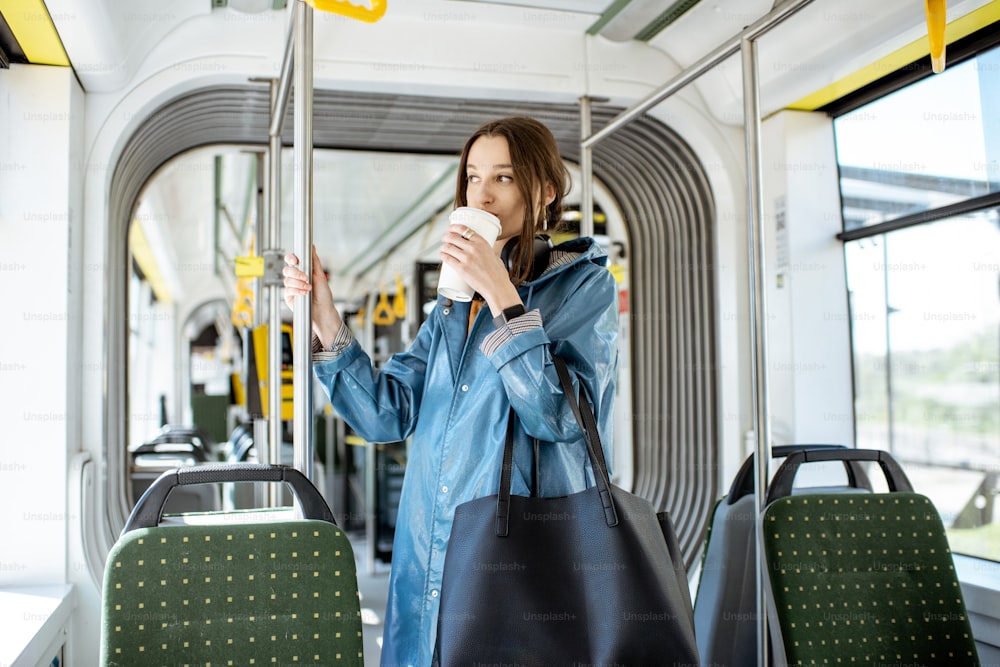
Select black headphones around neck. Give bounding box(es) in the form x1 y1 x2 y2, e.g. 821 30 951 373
501 234 552 283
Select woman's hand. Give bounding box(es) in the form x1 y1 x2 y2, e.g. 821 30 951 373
282 246 344 348
439 224 521 315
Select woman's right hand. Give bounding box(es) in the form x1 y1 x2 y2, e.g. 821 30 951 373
282 246 343 347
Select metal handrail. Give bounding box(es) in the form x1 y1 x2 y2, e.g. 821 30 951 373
291 0 315 482
582 0 816 150
269 19 295 138
261 2 315 500
576 1 820 663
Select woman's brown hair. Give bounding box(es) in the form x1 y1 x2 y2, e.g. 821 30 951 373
454 116 571 285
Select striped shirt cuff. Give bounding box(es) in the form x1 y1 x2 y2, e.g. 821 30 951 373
480 308 543 357
313 326 354 361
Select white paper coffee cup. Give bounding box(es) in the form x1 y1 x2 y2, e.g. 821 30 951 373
437 207 502 302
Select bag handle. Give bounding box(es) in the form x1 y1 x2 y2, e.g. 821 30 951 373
495 357 619 537
123 463 336 534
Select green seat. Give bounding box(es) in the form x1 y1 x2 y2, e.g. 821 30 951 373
694 444 874 667
761 450 980 667
101 464 364 666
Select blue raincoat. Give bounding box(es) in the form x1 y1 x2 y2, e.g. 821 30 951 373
313 237 619 667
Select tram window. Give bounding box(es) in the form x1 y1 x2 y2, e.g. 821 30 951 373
835 49 1000 232
836 45 1000 563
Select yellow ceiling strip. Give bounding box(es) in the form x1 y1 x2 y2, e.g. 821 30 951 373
0 0 69 66
788 0 1000 111
130 219 174 304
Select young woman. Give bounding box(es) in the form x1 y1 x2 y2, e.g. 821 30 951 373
283 116 619 666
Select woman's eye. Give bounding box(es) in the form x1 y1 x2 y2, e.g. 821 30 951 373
498 175 513 183
467 174 480 183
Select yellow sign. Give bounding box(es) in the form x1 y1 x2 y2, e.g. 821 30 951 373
306 0 386 22
235 256 265 277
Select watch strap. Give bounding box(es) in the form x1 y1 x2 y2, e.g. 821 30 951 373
493 303 527 327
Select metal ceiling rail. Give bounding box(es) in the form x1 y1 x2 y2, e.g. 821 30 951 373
582 0 816 149
578 0 819 664
269 20 295 138
344 163 460 280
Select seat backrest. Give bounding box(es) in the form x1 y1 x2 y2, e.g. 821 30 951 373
693 444 874 667
102 464 363 666
760 450 980 666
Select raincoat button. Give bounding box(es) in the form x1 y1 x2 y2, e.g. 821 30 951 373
441 485 448 493
431 590 439 598
442 308 450 315
460 384 469 392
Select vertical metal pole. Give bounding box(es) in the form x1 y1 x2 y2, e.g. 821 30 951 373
292 0 315 481
578 96 594 238
253 153 266 331
251 148 274 506
742 36 772 667
882 239 895 455
267 79 284 505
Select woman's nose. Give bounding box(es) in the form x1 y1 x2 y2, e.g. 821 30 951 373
469 183 493 209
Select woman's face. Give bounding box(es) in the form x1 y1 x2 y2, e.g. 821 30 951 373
464 135 528 246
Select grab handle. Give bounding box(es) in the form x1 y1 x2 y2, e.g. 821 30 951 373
123 463 335 533
726 444 873 504
766 448 913 504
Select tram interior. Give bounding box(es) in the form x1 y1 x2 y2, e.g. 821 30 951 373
0 0 998 665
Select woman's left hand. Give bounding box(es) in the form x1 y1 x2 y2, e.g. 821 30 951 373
440 224 520 312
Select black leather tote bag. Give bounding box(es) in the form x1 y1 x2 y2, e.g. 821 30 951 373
434 357 700 666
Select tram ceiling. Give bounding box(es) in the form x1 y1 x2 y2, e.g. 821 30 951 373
27 0 954 113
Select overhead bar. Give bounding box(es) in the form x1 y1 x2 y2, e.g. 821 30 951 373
292 0 315 482
341 163 459 279
582 0 816 149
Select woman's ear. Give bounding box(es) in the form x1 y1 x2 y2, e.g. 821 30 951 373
543 181 556 206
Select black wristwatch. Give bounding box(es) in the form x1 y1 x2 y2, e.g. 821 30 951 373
493 303 527 327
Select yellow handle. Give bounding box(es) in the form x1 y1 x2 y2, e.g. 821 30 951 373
393 274 407 318
306 0 387 23
231 277 255 327
372 287 395 326
925 0 946 74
